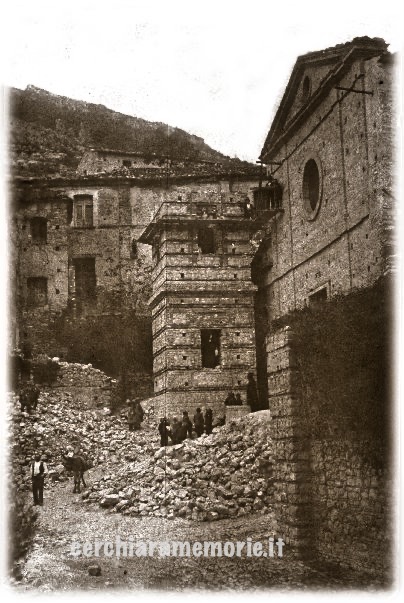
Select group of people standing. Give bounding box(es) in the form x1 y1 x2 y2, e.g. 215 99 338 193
224 373 259 410
158 407 213 447
224 392 244 406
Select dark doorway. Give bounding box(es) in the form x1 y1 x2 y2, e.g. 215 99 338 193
30 217 47 243
197 227 215 254
309 287 327 305
73 258 96 300
201 329 221 368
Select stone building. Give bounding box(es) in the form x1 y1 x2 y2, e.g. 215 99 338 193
252 36 395 576
253 36 393 319
77 148 225 179
139 178 273 417
10 177 157 356
10 170 262 372
77 148 164 176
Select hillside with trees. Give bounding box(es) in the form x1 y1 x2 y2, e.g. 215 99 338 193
9 85 257 178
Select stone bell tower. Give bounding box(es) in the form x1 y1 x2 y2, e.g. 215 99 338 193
139 179 265 417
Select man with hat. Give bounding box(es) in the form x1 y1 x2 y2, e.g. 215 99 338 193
31 453 48 506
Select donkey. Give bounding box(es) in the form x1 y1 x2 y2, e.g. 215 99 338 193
62 454 92 493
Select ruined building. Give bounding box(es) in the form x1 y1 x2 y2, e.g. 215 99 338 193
10 179 154 357
10 169 261 402
9 34 395 580
77 148 164 175
76 148 224 178
139 178 274 416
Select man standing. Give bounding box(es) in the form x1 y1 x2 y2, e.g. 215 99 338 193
127 405 135 431
170 417 180 444
177 420 188 444
31 454 48 506
133 400 145 430
193 408 204 437
182 411 193 438
158 417 169 447
29 375 40 411
204 407 213 435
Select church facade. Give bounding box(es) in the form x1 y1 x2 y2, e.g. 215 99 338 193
253 36 394 321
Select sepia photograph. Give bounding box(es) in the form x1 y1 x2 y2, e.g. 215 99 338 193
0 0 402 598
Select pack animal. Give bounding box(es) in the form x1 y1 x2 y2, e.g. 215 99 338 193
62 454 92 493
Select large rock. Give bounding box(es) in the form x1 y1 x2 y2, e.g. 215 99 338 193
99 494 120 507
88 564 102 577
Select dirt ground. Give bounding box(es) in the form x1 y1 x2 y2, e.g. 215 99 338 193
11 470 387 594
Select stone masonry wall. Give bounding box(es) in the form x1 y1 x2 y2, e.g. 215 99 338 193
48 361 116 409
310 438 391 578
267 326 390 575
266 327 313 558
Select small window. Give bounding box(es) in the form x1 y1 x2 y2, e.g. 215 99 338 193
30 217 47 243
27 277 48 307
197 226 215 254
122 160 131 167
74 195 93 227
201 329 221 368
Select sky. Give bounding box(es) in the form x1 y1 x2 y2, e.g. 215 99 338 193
1 0 403 162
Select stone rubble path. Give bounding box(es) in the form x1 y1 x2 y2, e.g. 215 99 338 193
14 476 384 593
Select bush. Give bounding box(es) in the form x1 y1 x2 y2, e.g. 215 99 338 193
9 472 39 577
271 277 392 448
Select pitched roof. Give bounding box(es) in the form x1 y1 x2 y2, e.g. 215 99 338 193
260 37 389 162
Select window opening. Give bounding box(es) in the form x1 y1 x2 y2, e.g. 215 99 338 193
201 329 221 368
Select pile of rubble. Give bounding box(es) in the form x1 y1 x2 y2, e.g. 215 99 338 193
83 412 274 522
10 361 274 524
10 389 159 491
54 361 114 389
